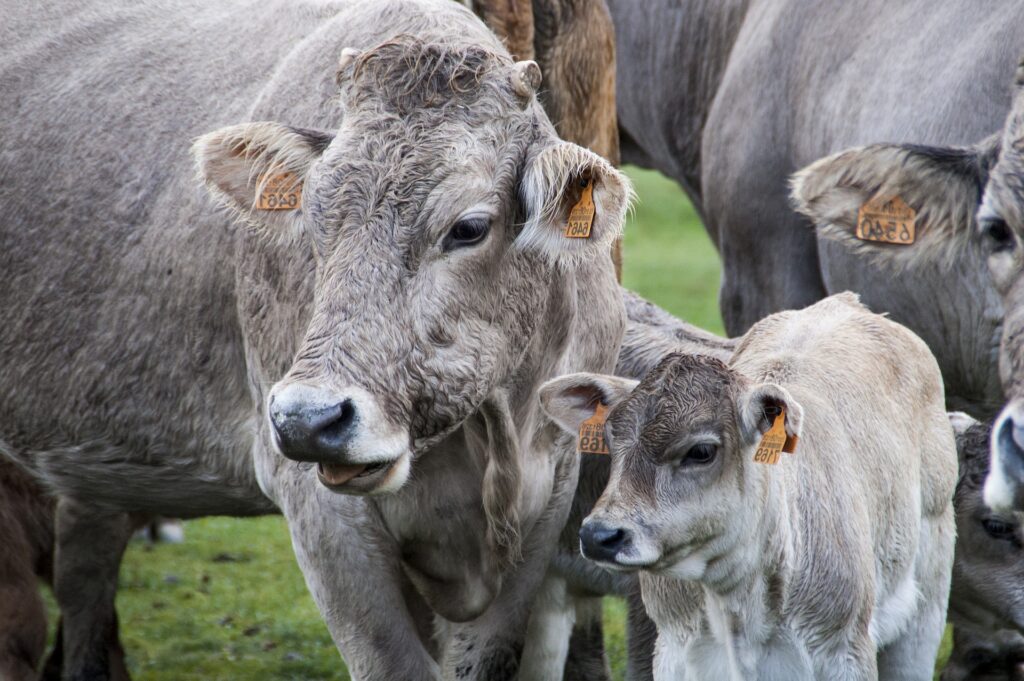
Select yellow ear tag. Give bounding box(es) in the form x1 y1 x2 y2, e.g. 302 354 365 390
256 171 303 211
578 403 610 455
855 195 916 244
564 178 596 238
753 410 797 465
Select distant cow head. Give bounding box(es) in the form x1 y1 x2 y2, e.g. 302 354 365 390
194 38 629 507
539 353 802 579
790 61 1024 512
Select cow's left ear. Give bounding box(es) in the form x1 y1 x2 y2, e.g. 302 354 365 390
791 137 999 267
193 122 334 237
517 142 632 265
738 382 803 448
539 372 638 435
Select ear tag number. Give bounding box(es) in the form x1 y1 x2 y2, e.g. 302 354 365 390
564 177 596 239
578 403 610 455
257 171 303 211
753 409 797 465
855 195 916 245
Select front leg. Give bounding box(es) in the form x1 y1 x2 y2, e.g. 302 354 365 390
279 471 440 681
440 451 580 681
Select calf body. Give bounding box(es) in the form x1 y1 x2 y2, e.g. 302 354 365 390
543 294 958 680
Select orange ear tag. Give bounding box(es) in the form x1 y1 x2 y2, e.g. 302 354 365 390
256 171 303 211
578 403 610 455
753 410 798 465
855 195 916 245
564 178 596 238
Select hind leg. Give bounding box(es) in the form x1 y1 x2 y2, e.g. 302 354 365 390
877 513 955 680
0 568 47 681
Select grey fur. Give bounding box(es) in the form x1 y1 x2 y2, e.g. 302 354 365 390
0 1 632 678
606 0 1024 417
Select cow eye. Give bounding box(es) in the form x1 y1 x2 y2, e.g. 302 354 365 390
982 517 1017 542
682 443 717 466
980 217 1015 252
442 217 491 252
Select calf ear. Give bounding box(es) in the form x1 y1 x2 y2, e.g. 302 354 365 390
539 372 638 435
193 122 333 237
517 142 632 266
738 383 803 447
790 138 998 267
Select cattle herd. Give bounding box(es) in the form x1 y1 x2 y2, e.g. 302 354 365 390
2 1 1024 680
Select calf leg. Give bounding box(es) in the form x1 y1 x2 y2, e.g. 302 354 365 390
519 575 574 681
563 596 611 681
52 499 133 681
0 562 46 681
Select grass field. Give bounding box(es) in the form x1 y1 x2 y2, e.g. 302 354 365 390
44 167 950 678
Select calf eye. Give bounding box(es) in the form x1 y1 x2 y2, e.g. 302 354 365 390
980 217 1015 252
442 217 491 252
683 443 718 466
981 517 1017 542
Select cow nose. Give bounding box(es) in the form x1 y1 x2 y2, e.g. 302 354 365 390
269 384 358 462
579 521 631 563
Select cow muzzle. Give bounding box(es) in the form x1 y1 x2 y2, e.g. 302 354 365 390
986 399 1024 512
268 382 412 494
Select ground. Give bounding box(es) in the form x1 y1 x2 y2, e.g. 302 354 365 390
43 167 952 678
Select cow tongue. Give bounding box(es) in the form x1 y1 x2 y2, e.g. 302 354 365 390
318 462 367 486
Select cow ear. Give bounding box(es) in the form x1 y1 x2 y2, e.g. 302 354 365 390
738 382 803 447
539 372 638 435
517 142 632 266
790 138 998 267
193 122 333 236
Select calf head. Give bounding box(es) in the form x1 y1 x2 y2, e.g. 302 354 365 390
948 413 1024 636
194 37 629 511
539 353 802 580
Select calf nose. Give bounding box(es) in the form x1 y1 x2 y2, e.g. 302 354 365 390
269 384 357 462
579 521 631 563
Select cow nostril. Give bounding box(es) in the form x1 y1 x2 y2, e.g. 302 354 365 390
598 527 626 548
580 522 630 562
314 399 357 447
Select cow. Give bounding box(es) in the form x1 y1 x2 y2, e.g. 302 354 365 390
605 0 1024 417
0 0 633 678
540 293 958 680
942 413 1024 681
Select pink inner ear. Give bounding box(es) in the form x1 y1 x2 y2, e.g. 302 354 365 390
564 385 605 411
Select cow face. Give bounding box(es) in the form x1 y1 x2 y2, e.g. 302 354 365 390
540 354 802 580
948 413 1024 640
194 39 629 497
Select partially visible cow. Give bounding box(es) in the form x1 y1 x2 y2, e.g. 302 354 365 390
605 0 1024 417
0 1 632 678
541 294 957 680
941 413 1024 681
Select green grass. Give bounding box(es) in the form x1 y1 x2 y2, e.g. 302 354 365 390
44 166 951 678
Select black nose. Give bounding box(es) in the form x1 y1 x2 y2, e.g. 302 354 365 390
269 386 357 462
579 521 630 563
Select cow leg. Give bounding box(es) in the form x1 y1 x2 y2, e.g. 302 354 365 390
438 454 578 681
519 575 574 680
52 499 133 681
625 586 656 681
876 513 954 681
280 483 440 681
0 553 47 681
563 596 611 681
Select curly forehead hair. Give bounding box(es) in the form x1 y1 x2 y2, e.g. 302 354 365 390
340 36 518 115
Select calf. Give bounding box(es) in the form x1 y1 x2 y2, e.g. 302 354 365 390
541 293 957 680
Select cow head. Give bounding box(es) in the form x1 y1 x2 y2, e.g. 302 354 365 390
948 413 1024 639
193 39 629 507
539 353 802 580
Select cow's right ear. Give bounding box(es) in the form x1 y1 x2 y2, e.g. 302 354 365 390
193 122 334 236
539 372 638 435
790 138 999 267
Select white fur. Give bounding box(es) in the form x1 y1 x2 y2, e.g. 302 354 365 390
519 576 575 681
869 571 920 648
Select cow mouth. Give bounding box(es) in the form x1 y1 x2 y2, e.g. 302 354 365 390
316 457 400 493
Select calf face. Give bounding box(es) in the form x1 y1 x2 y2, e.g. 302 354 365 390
195 39 629 496
540 354 802 578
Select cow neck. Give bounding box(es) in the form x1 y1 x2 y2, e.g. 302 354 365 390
606 0 752 204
